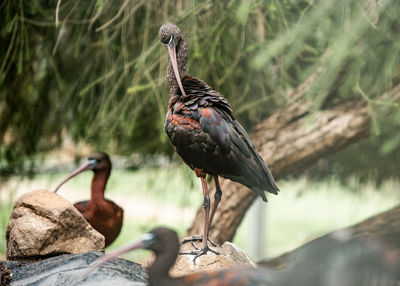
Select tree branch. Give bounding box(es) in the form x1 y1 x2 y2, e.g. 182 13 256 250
259 204 400 269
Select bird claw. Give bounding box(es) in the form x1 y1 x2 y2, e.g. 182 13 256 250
181 235 218 247
178 245 220 264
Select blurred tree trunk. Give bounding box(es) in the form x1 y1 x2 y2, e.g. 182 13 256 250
186 76 400 243
259 204 400 269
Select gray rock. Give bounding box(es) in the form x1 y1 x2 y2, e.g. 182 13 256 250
6 190 105 261
1 251 147 285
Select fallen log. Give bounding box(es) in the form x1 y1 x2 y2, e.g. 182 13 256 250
259 204 400 269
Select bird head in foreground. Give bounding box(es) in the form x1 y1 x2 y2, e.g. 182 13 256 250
159 22 188 97
82 227 179 279
53 151 111 193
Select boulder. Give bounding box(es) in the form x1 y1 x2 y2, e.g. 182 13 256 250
144 240 256 277
1 251 147 285
0 263 12 285
6 190 105 261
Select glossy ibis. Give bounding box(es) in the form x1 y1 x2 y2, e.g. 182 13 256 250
54 151 123 247
159 23 279 258
85 227 277 286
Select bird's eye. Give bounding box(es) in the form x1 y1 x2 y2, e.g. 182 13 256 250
163 35 174 46
88 158 99 165
142 233 156 248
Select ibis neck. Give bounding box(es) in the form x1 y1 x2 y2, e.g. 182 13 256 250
167 38 188 95
148 250 178 286
90 170 110 203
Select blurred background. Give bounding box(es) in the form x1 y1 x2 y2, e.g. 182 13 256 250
1 0 399 263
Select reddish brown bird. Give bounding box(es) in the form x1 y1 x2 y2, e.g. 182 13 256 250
86 227 275 286
54 151 123 247
159 23 279 258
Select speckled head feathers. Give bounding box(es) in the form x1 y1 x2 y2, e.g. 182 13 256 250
159 23 182 46
159 23 188 95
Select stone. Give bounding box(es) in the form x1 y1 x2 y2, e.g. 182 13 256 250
144 240 256 277
0 263 12 285
6 190 105 261
1 251 147 285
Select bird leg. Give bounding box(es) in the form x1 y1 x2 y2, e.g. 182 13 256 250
179 177 220 261
200 176 211 250
207 175 222 231
181 175 222 247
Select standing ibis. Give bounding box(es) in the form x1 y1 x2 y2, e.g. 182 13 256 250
54 151 123 247
159 23 279 258
85 227 277 286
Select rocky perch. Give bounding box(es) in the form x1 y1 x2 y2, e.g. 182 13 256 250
6 190 105 261
2 190 261 285
1 252 147 285
144 239 256 277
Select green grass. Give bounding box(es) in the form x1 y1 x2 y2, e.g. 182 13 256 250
0 201 13 257
1 167 399 264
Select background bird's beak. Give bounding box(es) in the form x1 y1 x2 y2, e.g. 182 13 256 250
53 161 94 193
166 41 186 97
82 239 145 281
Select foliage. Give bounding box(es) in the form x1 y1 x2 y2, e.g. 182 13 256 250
0 0 399 174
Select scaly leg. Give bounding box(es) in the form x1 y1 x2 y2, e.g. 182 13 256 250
181 175 221 246
179 177 219 262
207 175 222 231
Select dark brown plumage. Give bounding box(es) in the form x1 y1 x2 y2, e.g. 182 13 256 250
54 151 123 247
159 23 279 258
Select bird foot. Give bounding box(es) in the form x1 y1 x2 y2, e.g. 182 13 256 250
181 235 218 247
179 244 220 264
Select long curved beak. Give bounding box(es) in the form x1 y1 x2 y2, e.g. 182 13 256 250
82 239 145 281
165 41 186 97
53 161 93 193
